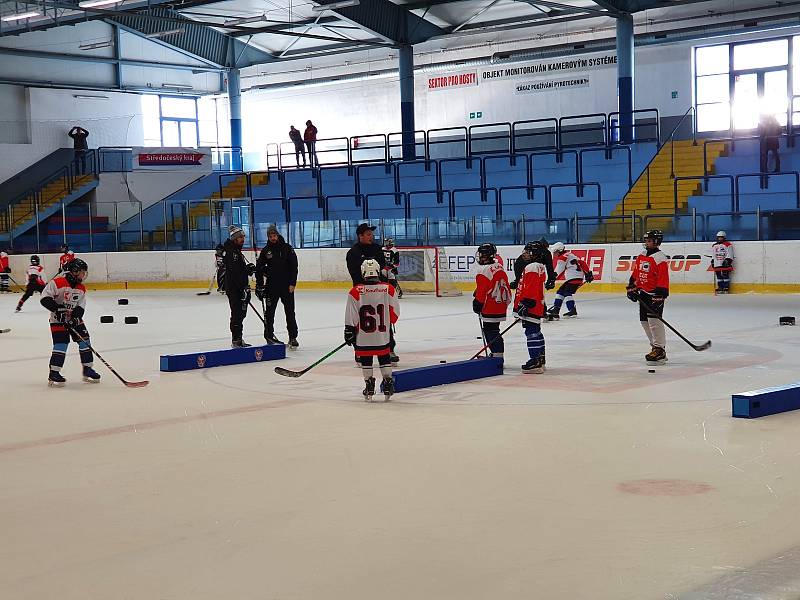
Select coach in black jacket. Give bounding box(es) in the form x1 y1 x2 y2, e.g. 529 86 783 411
223 225 256 347
346 223 387 285
256 226 299 348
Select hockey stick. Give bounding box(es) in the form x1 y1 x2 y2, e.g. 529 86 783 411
248 299 266 325
637 297 711 351
470 319 521 360
0 328 10 334
275 341 349 378
478 315 489 357
196 271 216 296
64 324 149 387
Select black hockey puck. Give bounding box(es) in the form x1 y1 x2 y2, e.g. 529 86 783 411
648 369 656 373
118 298 129 305
779 316 796 326
440 360 447 363
100 315 114 323
124 316 139 324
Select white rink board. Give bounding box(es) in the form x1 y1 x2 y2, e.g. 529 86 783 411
4 241 798 287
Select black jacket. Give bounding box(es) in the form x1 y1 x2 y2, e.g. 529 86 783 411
256 235 298 291
223 239 251 293
346 242 387 285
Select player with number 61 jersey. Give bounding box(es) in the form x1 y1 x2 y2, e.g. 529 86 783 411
345 273 400 358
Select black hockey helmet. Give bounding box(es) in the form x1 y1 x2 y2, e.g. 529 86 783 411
476 243 497 264
384 237 395 248
523 241 548 263
65 258 88 273
30 255 40 265
60 243 69 253
643 229 664 246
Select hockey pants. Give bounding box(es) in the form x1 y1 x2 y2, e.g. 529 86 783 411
551 280 582 314
228 291 248 341
0 273 8 292
264 290 298 339
49 322 93 372
18 280 44 307
639 297 666 349
714 269 731 291
359 354 392 380
523 321 544 360
481 321 503 355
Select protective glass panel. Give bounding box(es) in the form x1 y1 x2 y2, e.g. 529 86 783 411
696 44 729 76
733 39 788 70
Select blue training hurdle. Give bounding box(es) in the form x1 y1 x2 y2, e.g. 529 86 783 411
160 344 286 372
732 382 800 418
391 357 504 393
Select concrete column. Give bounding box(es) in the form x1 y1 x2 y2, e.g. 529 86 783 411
228 68 242 163
616 13 634 144
399 44 416 160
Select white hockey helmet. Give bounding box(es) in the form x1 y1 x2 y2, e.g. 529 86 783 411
716 230 727 238
361 258 381 281
551 241 566 254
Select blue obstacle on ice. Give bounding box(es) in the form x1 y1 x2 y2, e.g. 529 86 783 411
160 344 286 372
732 382 800 418
392 357 504 393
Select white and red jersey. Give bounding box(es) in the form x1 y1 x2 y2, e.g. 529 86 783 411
345 282 400 357
0 251 9 272
474 261 511 322
554 251 589 283
59 251 75 271
711 241 734 269
513 261 547 321
42 275 86 324
631 249 670 295
27 264 46 286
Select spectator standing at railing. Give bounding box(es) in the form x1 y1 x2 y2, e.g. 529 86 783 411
758 112 781 175
68 126 89 175
289 125 306 167
304 120 318 168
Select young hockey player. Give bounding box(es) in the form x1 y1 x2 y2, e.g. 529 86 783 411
223 225 256 348
0 249 10 293
39 258 100 387
382 238 403 299
546 242 594 320
626 229 670 365
15 255 46 312
513 243 548 374
711 231 734 294
214 244 226 293
344 258 400 401
473 243 511 360
57 244 75 274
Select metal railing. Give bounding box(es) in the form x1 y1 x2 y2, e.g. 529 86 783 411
734 172 800 210
673 175 734 212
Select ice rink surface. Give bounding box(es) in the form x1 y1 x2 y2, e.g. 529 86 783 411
1 288 800 599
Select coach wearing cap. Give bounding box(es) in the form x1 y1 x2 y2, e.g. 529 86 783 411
346 223 388 285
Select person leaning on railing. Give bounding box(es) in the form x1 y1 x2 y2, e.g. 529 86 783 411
68 126 89 175
758 112 781 174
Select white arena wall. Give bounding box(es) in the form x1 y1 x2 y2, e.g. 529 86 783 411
7 241 799 293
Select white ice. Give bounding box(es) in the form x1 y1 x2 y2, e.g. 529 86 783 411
1 288 800 599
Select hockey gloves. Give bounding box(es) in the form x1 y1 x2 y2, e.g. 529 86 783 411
246 263 257 276
55 308 81 327
584 271 594 283
344 325 357 346
255 286 266 301
626 285 639 303
545 278 556 290
516 298 536 318
723 258 733 269
509 279 517 290
472 299 484 315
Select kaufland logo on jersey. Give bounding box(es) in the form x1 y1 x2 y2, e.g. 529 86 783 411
616 254 703 272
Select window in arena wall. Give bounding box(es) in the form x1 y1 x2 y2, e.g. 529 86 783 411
695 37 793 133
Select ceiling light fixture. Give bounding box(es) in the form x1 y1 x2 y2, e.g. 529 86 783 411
311 0 360 13
79 40 112 50
1 11 41 21
223 14 266 26
161 83 193 90
73 94 109 99
78 0 119 7
146 28 184 38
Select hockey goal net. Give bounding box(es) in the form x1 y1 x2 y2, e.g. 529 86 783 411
395 246 463 297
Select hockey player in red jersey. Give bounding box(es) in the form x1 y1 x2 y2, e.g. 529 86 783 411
473 243 511 360
344 259 400 401
711 230 734 294
513 243 548 373
546 242 594 320
626 229 670 365
57 244 75 274
15 255 46 312
39 258 100 387
0 248 10 293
